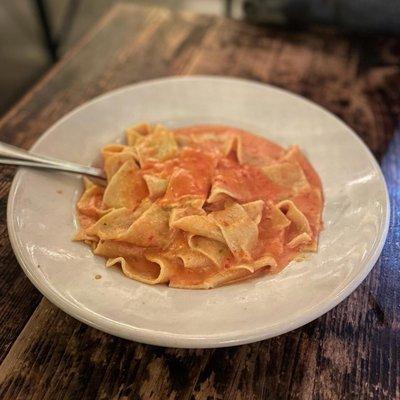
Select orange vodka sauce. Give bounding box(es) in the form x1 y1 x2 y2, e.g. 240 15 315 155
172 125 323 277
76 123 323 288
213 158 288 203
163 148 216 203
167 125 289 204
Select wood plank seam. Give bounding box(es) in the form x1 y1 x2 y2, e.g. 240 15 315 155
0 3 124 132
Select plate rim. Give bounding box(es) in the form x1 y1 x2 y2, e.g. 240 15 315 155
7 75 391 348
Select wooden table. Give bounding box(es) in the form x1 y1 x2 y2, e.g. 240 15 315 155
0 4 399 399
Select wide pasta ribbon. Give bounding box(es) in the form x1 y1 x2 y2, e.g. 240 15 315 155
75 123 323 288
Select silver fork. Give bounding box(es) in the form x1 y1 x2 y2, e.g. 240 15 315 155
0 141 105 179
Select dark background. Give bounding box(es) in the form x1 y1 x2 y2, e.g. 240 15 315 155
0 0 241 116
0 0 399 117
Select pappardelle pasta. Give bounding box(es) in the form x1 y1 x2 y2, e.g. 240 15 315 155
75 124 323 289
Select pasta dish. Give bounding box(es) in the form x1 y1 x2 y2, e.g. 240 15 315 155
75 123 323 289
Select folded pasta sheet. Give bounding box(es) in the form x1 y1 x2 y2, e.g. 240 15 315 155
75 123 323 288
103 160 148 209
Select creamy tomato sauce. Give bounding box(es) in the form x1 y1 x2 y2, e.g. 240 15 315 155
170 125 288 203
76 123 323 289
170 125 323 280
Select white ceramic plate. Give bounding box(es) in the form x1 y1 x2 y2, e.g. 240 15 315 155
7 76 389 348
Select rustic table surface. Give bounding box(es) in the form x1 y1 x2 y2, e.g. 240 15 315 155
0 3 399 399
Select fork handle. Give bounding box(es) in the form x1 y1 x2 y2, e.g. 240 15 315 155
0 142 105 179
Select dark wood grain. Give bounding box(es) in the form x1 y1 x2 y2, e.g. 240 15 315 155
0 3 398 399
